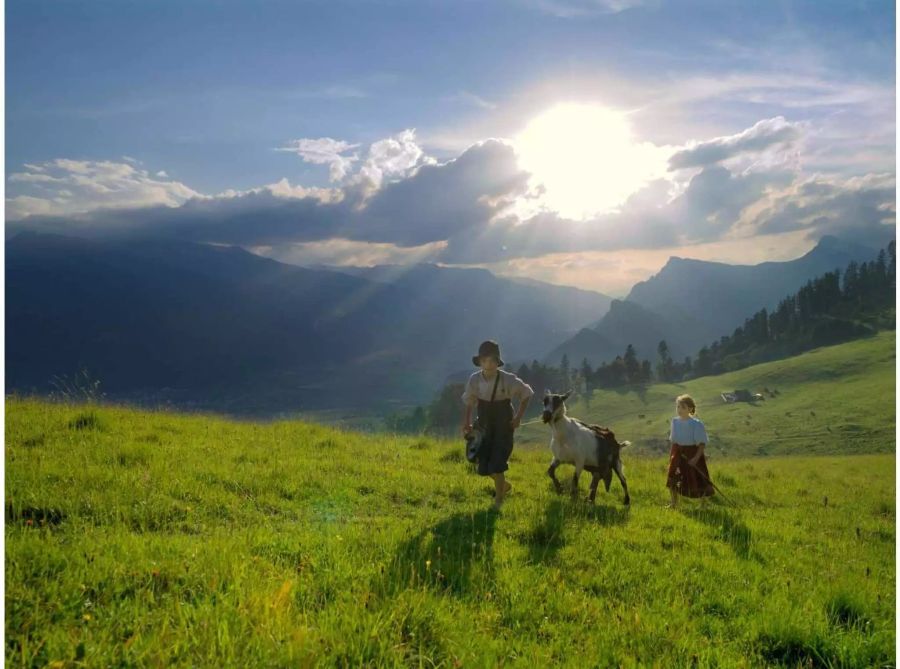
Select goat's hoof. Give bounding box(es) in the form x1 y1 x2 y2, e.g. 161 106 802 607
624 497 631 506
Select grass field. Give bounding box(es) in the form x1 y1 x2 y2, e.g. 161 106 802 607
517 330 897 458
5 334 897 667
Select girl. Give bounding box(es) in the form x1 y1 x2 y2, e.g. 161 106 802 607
461 340 534 510
665 394 715 507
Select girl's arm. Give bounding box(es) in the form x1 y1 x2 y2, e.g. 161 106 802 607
689 442 705 464
689 420 708 462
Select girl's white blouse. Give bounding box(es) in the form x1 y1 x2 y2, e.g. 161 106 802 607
669 416 709 445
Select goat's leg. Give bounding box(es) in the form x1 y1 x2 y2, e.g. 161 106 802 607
547 457 563 494
613 457 630 505
588 470 601 503
570 463 583 498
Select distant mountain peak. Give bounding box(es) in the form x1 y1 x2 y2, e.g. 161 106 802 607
802 234 879 261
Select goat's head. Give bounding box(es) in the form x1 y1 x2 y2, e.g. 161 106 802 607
542 389 573 424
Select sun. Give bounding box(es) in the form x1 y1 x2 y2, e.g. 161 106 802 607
513 102 669 221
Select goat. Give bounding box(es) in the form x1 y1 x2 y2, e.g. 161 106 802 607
541 390 631 505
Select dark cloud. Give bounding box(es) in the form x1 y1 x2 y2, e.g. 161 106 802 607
674 164 795 241
8 139 530 251
347 138 530 246
753 174 895 248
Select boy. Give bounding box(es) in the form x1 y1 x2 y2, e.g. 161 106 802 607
461 340 534 510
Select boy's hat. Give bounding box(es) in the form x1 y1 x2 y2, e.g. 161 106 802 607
472 340 504 367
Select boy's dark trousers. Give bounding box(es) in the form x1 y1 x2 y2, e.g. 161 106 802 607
475 396 513 476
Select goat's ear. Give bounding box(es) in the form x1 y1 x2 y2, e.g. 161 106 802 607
561 389 572 401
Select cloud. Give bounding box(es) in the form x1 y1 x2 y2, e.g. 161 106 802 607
745 171 896 249
250 238 447 267
347 129 437 195
6 138 530 249
5 159 201 219
275 137 361 181
353 138 530 246
434 159 800 263
7 118 894 267
445 90 498 110
668 116 806 170
526 0 653 18
215 177 343 203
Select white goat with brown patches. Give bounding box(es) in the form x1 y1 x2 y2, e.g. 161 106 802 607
541 390 631 505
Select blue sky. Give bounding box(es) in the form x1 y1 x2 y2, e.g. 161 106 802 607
6 0 896 295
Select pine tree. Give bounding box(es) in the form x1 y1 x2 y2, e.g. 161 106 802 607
623 345 640 383
656 340 672 382
640 359 652 383
580 358 593 406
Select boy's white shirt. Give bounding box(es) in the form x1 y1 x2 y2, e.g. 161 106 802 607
461 369 535 407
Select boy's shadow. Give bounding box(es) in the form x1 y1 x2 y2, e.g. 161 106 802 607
375 509 499 598
679 503 763 563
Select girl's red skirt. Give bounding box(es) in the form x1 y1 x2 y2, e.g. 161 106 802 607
667 443 715 498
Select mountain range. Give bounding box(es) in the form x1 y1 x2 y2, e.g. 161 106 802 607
6 231 884 415
542 234 883 367
6 232 612 414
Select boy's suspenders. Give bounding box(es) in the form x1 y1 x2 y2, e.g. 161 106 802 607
490 372 500 403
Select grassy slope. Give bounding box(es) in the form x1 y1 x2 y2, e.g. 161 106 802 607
6 383 895 667
517 330 896 458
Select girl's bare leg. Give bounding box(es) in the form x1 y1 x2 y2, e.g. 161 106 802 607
667 485 678 508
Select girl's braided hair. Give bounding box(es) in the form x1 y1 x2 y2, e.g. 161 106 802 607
675 394 697 415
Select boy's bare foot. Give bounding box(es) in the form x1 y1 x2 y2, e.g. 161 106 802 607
491 482 511 510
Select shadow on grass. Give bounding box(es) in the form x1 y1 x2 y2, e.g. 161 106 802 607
520 499 566 565
520 497 630 565
376 509 499 598
680 505 763 562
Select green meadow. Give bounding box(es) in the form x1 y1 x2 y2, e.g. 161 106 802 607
6 333 896 667
518 330 897 458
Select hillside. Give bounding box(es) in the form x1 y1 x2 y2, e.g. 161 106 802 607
519 330 896 457
6 391 895 666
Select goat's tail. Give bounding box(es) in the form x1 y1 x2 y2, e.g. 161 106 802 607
619 440 632 448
